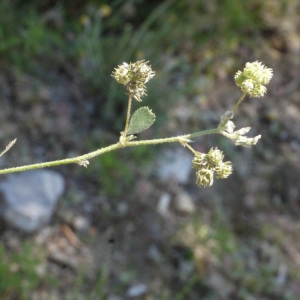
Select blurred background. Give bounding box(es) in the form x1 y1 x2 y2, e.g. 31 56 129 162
0 0 300 299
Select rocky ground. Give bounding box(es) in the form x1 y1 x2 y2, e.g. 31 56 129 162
0 3 300 299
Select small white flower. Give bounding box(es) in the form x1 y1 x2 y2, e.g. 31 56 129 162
221 126 261 147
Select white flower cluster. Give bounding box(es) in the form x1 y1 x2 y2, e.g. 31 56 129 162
193 148 233 187
112 60 155 101
221 120 261 147
234 61 273 97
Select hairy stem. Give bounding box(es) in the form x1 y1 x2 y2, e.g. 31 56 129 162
184 143 198 155
122 94 133 137
233 92 247 114
0 127 220 175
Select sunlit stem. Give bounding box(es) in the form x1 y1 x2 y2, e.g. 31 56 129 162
122 94 133 137
233 92 247 114
0 138 17 157
184 143 198 155
0 128 221 175
232 92 247 113
188 128 220 139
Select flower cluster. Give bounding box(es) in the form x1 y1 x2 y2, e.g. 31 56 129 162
112 60 155 101
192 148 232 188
234 61 273 97
220 120 261 147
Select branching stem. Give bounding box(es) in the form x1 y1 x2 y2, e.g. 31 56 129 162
0 128 220 175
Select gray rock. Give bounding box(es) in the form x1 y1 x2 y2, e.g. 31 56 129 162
157 192 171 217
155 147 193 184
174 191 196 214
0 170 65 233
73 215 90 232
126 283 147 298
207 273 235 298
106 296 123 300
147 245 163 263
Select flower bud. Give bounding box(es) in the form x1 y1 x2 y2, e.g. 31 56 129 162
234 61 273 98
192 152 207 170
196 168 214 187
206 147 224 166
215 161 233 179
112 60 155 101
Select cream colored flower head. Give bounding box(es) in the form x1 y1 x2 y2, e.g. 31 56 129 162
234 61 273 97
193 148 232 187
112 60 155 101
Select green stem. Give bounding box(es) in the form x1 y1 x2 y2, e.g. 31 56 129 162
184 143 198 155
0 143 120 175
122 94 133 137
0 127 221 175
233 92 247 114
0 138 17 157
188 127 220 139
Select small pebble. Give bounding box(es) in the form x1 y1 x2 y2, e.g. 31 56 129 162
157 193 171 217
174 191 196 214
126 283 147 298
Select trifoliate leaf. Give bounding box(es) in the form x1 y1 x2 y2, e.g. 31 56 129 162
127 106 156 135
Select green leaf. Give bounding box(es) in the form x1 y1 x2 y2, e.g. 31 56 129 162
127 106 156 135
